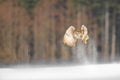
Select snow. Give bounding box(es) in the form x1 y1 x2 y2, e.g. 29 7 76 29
0 63 120 80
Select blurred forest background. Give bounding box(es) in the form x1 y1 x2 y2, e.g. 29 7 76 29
0 0 120 66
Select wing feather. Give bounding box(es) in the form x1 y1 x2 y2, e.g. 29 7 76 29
63 26 77 46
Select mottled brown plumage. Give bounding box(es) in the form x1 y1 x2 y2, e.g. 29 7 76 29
63 25 89 46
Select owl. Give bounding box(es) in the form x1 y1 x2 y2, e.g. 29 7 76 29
63 25 89 47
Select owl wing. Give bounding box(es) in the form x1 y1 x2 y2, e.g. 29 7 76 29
80 25 88 35
65 26 75 36
63 26 77 46
80 25 89 44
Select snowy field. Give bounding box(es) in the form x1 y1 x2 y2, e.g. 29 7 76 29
0 63 120 80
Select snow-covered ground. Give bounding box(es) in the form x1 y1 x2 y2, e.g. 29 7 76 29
0 63 120 80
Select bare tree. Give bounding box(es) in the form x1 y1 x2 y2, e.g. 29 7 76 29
111 12 116 61
104 2 109 62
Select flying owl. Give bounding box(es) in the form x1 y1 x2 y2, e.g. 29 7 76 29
63 25 89 47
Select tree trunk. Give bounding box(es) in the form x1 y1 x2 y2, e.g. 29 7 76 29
50 0 56 62
77 4 82 27
104 2 109 62
111 13 116 61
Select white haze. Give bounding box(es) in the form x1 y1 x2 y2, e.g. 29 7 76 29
0 63 120 80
